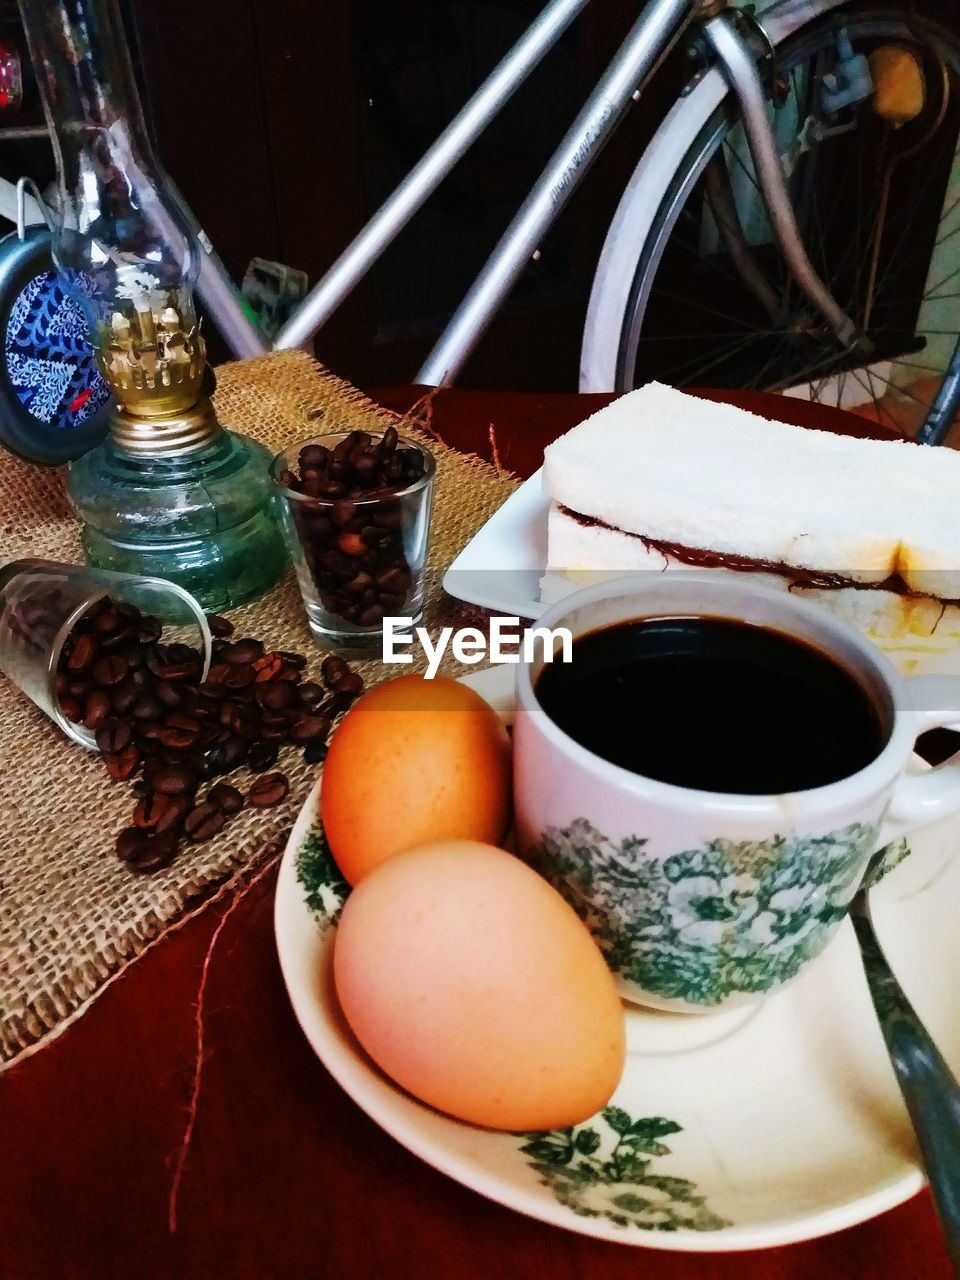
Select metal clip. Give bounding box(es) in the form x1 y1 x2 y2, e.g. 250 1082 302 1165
15 176 54 240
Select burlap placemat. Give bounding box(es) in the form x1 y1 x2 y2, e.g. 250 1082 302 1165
0 350 516 1066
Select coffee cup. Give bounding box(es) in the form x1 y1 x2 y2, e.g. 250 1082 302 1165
513 575 960 1013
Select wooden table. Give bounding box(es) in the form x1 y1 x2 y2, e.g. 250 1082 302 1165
0 387 952 1280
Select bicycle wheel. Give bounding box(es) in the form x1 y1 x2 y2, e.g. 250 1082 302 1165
581 6 960 440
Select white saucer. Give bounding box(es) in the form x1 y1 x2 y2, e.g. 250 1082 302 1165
274 664 960 1252
442 468 547 619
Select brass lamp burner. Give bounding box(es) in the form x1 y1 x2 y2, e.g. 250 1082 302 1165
97 299 207 417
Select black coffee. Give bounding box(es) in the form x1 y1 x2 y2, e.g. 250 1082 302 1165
535 616 887 794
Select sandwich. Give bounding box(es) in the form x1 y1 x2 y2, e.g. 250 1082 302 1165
540 382 960 676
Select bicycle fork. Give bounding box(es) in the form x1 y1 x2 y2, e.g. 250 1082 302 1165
702 10 865 354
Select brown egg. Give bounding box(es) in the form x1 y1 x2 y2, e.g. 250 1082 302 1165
320 675 512 885
333 840 626 1131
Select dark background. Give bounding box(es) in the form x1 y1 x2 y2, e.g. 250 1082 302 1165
1 0 958 390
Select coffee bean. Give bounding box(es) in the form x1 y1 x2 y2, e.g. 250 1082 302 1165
288 714 329 744
187 751 214 781
207 782 244 815
376 564 410 594
297 682 325 707
333 670 364 696
137 616 163 644
218 701 259 738
154 793 191 835
337 532 365 557
197 679 229 701
277 651 308 671
116 826 146 862
154 681 181 711
158 712 201 752
252 653 284 683
299 443 329 470
303 739 328 765
83 690 112 731
321 655 349 689
151 763 198 796
373 506 402 532
93 608 124 635
59 695 84 723
110 683 137 716
259 724 288 742
207 734 247 773
96 718 132 754
184 802 226 842
206 613 235 638
129 830 178 873
259 711 292 730
246 741 279 773
134 792 171 829
66 633 98 673
221 664 254 691
255 681 296 713
105 744 140 781
92 654 129 688
223 638 264 666
323 691 355 719
132 693 161 720
99 623 137 653
247 772 289 808
378 425 399 456
121 644 147 671
331 499 356 528
155 660 198 683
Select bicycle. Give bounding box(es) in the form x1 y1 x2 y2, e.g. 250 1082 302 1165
12 0 960 442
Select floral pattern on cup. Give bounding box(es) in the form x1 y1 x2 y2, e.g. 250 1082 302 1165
531 818 880 1005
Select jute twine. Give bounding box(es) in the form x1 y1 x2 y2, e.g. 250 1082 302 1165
0 351 516 1066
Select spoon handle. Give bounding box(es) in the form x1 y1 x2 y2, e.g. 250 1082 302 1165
852 908 960 1269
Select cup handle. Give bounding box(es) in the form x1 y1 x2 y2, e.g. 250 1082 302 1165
877 676 960 847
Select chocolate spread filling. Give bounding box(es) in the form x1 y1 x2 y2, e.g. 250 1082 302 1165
557 505 953 603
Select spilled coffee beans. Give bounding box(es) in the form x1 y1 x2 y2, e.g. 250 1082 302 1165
55 595 364 875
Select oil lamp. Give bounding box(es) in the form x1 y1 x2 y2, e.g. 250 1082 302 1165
18 0 287 611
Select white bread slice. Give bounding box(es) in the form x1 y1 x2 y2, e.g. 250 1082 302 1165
542 382 960 596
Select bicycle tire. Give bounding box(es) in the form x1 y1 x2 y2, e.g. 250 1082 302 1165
581 2 960 438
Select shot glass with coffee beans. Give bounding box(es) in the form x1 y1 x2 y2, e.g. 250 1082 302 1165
0 559 211 748
271 428 435 650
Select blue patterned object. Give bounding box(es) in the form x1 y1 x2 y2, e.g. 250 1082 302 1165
5 270 109 429
0 228 111 465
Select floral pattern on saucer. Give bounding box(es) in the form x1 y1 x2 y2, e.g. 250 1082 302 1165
519 1108 729 1232
297 823 349 926
533 818 878 1005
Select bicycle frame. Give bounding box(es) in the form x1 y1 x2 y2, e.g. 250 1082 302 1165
273 0 696 373
272 0 864 390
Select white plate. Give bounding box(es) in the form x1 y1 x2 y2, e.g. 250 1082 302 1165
275 665 960 1252
442 469 548 619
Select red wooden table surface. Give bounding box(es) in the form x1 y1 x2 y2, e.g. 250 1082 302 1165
0 387 951 1280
